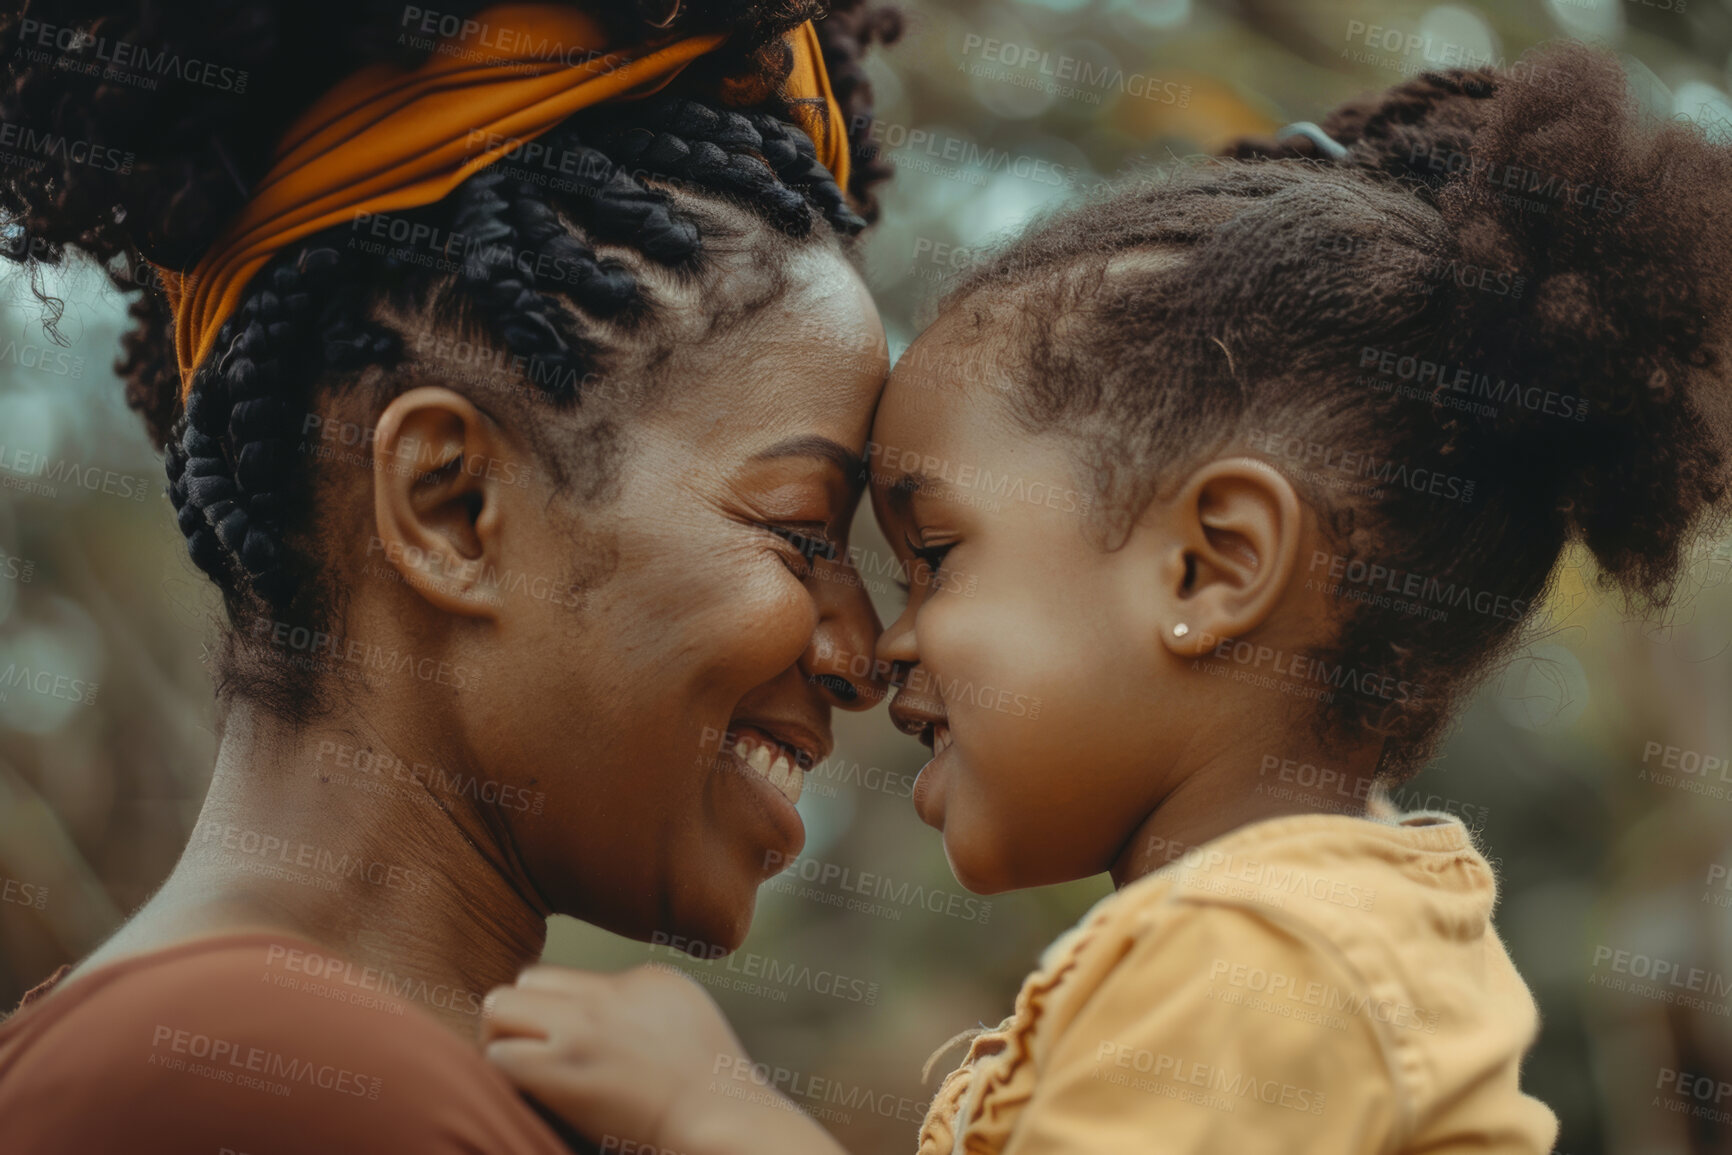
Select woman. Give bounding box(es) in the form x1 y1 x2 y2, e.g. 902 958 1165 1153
0 1 900 1151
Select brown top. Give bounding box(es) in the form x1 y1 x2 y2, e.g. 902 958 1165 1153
0 932 579 1154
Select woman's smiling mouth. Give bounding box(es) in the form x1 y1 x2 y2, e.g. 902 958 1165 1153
728 728 806 805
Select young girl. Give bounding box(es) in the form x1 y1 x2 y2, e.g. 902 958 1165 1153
478 40 1732 1154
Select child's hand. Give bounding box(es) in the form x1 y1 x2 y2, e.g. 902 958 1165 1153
481 963 841 1155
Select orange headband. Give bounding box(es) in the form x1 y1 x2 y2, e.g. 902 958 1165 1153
155 3 851 398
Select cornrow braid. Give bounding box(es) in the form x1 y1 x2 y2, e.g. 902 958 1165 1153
165 242 401 610
2 0 901 717
153 87 873 661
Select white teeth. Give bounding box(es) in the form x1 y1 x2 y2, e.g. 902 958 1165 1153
933 724 952 756
732 732 804 806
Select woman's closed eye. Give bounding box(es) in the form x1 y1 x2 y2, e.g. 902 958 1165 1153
765 523 841 578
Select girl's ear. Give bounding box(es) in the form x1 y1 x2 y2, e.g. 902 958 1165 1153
1152 457 1304 657
369 386 522 619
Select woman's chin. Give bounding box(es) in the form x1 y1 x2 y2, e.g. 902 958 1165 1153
653 886 759 957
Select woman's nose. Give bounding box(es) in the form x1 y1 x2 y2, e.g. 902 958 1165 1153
801 548 891 710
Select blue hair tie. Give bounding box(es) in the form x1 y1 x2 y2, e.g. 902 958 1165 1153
1275 120 1350 160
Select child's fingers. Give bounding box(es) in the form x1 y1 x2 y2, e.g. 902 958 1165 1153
484 1037 610 1107
482 1036 549 1069
513 964 607 995
479 986 597 1046
482 1035 558 1078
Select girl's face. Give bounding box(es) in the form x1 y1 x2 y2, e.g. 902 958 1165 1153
456 247 890 952
869 315 1182 894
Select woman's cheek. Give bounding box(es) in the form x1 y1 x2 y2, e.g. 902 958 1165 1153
725 565 821 679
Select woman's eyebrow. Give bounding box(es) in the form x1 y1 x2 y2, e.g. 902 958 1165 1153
753 435 867 485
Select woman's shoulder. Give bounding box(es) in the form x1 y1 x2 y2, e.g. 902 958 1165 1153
0 931 571 1155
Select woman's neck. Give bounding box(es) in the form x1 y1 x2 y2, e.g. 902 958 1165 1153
91 699 550 1042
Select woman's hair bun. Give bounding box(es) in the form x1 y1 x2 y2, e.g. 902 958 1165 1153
1234 41 1732 603
0 0 897 446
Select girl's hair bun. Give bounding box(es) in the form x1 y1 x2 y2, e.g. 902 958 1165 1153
1239 41 1732 603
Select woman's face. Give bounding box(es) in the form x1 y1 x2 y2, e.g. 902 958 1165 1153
477 245 890 952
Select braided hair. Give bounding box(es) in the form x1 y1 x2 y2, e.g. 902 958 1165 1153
0 0 901 719
938 40 1732 777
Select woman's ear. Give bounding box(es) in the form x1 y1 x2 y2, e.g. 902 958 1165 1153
1154 457 1303 657
369 386 522 618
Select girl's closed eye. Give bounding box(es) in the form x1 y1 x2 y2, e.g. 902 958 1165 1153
895 533 956 598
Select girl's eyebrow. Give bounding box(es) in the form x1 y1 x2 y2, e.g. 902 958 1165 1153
884 471 932 514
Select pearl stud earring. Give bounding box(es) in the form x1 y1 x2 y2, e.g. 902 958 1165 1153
1172 623 1190 638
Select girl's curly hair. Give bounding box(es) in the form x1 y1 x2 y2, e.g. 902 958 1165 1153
0 0 901 719
941 41 1732 777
